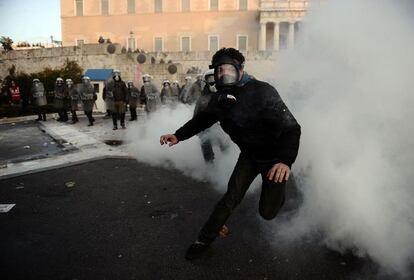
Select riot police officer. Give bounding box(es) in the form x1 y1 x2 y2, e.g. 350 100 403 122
193 69 220 163
186 74 204 105
106 70 128 130
79 76 96 126
179 76 192 103
160 80 173 105
30 78 47 121
171 80 181 103
54 77 69 122
127 80 140 121
66 79 79 124
140 74 160 114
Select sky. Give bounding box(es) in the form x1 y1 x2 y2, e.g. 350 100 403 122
0 0 61 44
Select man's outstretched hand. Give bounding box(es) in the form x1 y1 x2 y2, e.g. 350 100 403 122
267 163 290 183
160 134 179 147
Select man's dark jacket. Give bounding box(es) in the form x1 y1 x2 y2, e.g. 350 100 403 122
174 75 301 167
106 79 128 102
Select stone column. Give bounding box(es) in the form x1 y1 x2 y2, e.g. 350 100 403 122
273 22 279 51
259 22 266 51
288 21 295 49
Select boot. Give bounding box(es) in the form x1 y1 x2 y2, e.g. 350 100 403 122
112 113 118 128
130 108 137 121
71 111 78 124
120 113 126 129
62 110 69 122
104 110 111 119
86 111 93 126
42 113 46 121
36 113 42 121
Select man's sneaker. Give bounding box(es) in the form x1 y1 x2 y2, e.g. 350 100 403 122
185 241 210 260
113 126 118 130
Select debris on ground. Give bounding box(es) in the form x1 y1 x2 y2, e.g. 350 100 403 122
65 181 76 188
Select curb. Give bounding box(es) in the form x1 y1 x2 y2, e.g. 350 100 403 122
0 155 134 180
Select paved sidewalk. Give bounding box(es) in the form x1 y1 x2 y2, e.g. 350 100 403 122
0 114 134 179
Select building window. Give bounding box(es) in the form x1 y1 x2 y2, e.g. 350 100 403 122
101 0 109 15
154 37 163 52
76 39 85 46
155 0 162 13
128 37 136 51
181 36 191 52
128 0 135 13
75 0 83 16
237 35 248 51
208 35 219 52
182 0 190 12
209 0 218 11
239 0 247 10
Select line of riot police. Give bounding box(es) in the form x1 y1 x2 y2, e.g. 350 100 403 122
28 69 208 130
101 70 205 130
30 76 97 125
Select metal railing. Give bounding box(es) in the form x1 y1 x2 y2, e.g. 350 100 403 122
259 0 309 11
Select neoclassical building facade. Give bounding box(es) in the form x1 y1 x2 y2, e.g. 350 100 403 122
61 0 312 52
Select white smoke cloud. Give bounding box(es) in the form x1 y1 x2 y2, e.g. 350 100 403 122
125 0 413 276
251 0 414 277
124 103 248 191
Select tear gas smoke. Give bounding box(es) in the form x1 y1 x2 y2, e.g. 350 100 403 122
124 104 252 191
125 0 413 276
249 0 414 276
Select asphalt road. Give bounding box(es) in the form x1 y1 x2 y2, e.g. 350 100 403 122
0 121 64 164
0 158 385 280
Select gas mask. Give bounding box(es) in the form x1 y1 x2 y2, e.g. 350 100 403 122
113 70 121 81
211 65 241 107
56 78 64 86
143 75 151 84
211 55 243 89
82 77 90 85
66 79 73 88
216 64 239 87
210 55 243 108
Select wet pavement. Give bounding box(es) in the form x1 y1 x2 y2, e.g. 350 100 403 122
0 121 65 165
0 158 386 280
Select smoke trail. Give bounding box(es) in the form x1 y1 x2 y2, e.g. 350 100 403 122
124 103 244 191
250 0 414 276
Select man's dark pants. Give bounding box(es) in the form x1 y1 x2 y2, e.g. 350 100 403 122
198 153 286 243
